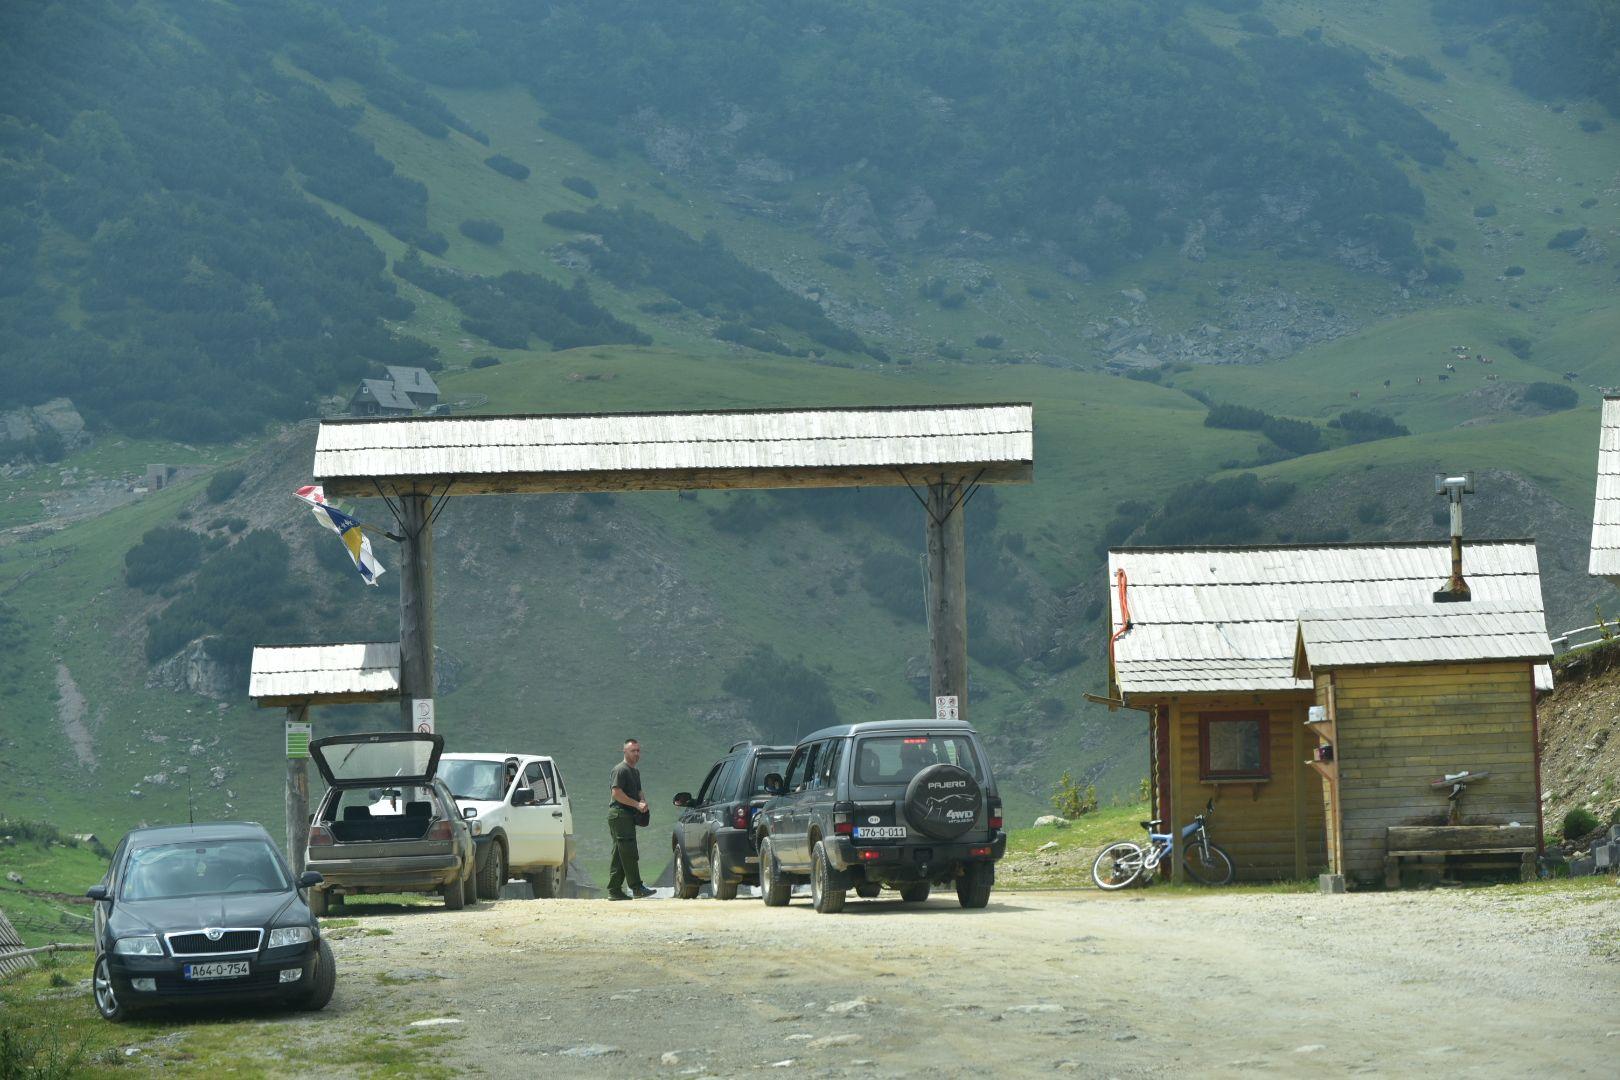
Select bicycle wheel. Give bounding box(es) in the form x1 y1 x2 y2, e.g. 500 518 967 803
1182 841 1235 885
1092 841 1146 890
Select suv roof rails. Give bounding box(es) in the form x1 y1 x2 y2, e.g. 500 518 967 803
728 740 754 753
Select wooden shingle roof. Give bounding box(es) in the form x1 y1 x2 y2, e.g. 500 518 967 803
1592 396 1620 581
1292 603 1553 676
249 641 401 707
313 403 1034 497
1107 540 1549 695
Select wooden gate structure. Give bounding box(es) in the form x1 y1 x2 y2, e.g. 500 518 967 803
308 403 1034 734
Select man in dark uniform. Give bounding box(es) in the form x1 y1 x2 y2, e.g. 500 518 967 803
607 738 655 900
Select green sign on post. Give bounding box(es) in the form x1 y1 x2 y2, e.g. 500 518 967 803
286 719 312 759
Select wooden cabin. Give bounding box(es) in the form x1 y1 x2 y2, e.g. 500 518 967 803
1294 603 1552 887
1591 394 1619 587
1106 541 1548 882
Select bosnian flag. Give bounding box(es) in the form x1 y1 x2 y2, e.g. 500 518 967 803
294 485 386 586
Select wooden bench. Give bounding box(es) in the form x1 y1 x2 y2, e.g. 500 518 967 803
1384 825 1537 888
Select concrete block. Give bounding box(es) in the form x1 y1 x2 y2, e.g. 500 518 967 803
499 880 535 900
1319 873 1346 894
1569 856 1596 878
1595 842 1615 871
1608 823 1620 844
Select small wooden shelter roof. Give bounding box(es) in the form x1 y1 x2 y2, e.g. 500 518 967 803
312 403 1034 497
249 641 401 707
1592 395 1620 581
1107 540 1548 695
1292 603 1553 677
352 379 416 412
385 366 439 398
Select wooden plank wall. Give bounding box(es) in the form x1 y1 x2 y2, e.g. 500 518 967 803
1330 662 1538 885
1167 697 1327 881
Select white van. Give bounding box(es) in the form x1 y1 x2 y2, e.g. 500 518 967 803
438 753 574 899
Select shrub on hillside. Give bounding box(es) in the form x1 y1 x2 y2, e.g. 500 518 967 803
1579 118 1604 133
721 645 838 744
1473 203 1497 218
459 218 504 244
1504 265 1525 276
1426 262 1464 286
560 176 598 198
1524 381 1578 410
484 154 529 180
1204 403 1269 431
1332 410 1409 443
144 529 296 677
205 468 246 504
1124 367 1162 383
1548 226 1588 249
974 333 1004 349
1562 807 1600 841
1051 770 1099 819
935 342 964 360
469 355 500 369
1392 54 1445 81
125 526 203 592
1502 335 1532 359
818 251 855 269
1261 415 1323 453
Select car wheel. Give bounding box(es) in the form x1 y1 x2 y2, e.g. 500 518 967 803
462 863 478 906
854 882 881 899
442 867 466 909
899 883 931 903
93 954 134 1022
956 863 994 909
476 840 506 900
532 865 559 899
711 841 738 901
673 846 700 899
810 840 846 914
308 887 329 917
296 939 337 1012
760 837 791 907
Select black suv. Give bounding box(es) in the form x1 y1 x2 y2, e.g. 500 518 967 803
753 719 1004 913
670 741 793 900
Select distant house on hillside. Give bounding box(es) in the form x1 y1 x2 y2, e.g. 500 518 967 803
1104 539 1550 885
385 366 440 409
348 378 418 417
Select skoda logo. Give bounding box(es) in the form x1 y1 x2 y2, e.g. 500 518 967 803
205 928 224 942
867 815 881 825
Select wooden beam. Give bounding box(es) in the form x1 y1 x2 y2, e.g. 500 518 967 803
1386 824 1537 853
397 493 435 731
925 477 969 723
253 690 401 709
321 461 1033 500
285 705 310 877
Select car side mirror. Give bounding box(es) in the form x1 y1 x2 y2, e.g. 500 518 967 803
763 773 784 796
512 788 536 807
673 792 692 807
298 871 324 888
463 806 478 819
85 884 109 901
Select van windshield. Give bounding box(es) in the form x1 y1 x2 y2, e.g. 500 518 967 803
854 735 982 786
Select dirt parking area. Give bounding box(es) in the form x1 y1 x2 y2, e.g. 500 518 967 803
308 882 1619 1077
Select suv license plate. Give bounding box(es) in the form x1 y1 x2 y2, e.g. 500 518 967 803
853 826 907 839
183 961 250 981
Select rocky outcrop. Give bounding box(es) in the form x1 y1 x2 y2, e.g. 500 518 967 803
147 637 237 700
818 184 886 251
0 398 90 457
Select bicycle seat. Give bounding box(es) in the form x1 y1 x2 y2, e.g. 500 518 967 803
1141 819 1163 830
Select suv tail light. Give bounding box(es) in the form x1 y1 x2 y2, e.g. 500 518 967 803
832 801 855 836
307 825 334 848
732 805 751 831
426 820 453 842
988 797 1003 831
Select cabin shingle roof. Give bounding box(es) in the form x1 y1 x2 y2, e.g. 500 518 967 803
1292 602 1552 676
249 641 401 703
1108 540 1549 695
1592 396 1620 580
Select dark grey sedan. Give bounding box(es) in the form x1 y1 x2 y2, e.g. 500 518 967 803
87 821 334 1021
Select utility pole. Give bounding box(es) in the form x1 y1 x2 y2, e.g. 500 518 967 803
397 491 435 730
925 475 969 722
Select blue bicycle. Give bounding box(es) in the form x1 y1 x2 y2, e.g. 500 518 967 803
1091 799 1234 889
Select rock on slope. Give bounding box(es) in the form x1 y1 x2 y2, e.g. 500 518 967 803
1538 640 1620 836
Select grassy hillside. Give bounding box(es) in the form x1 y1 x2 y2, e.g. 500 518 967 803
1 0 1617 884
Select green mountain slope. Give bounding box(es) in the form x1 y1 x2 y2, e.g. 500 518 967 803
1 0 1617 878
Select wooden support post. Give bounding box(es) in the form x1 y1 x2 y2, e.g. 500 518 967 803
925 477 968 722
397 492 435 732
285 705 310 877
1168 701 1185 884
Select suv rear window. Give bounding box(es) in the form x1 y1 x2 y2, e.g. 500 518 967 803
854 735 982 785
748 754 790 795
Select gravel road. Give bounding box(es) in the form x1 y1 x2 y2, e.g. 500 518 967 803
305 881 1620 1078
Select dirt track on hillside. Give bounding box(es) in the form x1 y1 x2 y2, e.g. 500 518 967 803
287 883 1620 1078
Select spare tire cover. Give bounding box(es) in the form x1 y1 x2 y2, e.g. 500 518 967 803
904 764 982 840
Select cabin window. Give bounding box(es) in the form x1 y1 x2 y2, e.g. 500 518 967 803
1199 712 1270 780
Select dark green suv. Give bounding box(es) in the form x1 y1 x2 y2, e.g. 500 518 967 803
753 719 1005 913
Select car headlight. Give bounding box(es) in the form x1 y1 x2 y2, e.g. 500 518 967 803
267 926 314 948
113 936 163 956
471 819 484 835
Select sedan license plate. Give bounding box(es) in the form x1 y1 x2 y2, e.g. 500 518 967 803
853 826 907 839
183 961 250 981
